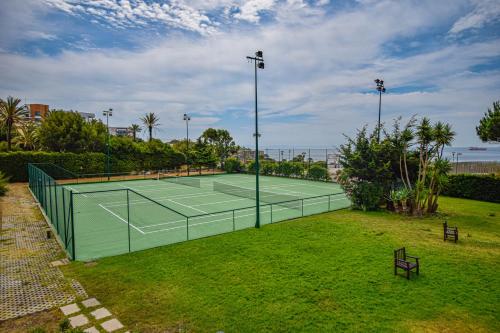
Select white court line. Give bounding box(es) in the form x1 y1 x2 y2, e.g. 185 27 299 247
98 204 145 234
141 198 349 235
167 199 208 214
66 186 88 198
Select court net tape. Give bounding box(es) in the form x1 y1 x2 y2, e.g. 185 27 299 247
213 181 301 210
158 174 201 188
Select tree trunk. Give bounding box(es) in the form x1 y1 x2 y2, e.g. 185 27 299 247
149 127 152 142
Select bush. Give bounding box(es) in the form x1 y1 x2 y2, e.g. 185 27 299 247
0 151 105 182
224 157 242 173
0 171 9 196
307 164 330 181
347 181 383 211
442 174 500 203
261 161 277 175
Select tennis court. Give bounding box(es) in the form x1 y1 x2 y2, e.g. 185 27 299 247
29 164 350 261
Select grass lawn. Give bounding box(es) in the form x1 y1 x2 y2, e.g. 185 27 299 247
62 196 500 332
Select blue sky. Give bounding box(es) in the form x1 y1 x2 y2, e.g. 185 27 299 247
1 0 500 147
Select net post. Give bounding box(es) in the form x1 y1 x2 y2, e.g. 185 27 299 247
301 199 304 217
127 189 131 253
270 204 273 223
232 210 235 231
70 190 76 260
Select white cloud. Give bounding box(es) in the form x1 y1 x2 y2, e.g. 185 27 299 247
449 0 500 34
234 0 276 23
0 0 499 147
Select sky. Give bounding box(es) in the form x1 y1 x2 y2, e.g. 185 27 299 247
1 0 500 148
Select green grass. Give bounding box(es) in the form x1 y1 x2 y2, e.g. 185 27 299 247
62 196 500 332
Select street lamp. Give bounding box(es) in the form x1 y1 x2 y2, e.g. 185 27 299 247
374 79 386 142
183 113 191 176
103 108 113 180
246 50 265 228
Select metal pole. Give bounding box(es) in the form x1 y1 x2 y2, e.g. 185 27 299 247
186 118 189 176
127 190 131 253
377 89 382 142
254 59 261 228
106 112 110 180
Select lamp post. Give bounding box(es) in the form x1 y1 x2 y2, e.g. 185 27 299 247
452 152 456 174
183 113 191 176
246 50 265 228
374 79 386 142
103 108 113 180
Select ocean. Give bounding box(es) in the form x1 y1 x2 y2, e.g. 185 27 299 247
443 146 500 162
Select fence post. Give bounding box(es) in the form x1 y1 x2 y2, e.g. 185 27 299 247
62 188 67 243
186 217 189 240
270 204 273 223
70 191 76 260
127 190 131 253
54 184 60 234
301 199 304 217
328 194 331 211
232 210 235 231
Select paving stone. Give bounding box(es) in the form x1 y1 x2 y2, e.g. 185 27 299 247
91 307 112 320
82 297 101 308
84 327 100 333
60 303 80 315
69 314 89 328
51 260 64 267
101 318 124 332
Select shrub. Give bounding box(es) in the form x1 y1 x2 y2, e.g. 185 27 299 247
261 161 277 175
224 157 242 173
442 174 500 203
345 180 383 211
0 171 9 196
308 164 330 181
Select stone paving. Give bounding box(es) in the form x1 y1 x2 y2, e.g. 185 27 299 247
0 184 87 320
60 298 127 332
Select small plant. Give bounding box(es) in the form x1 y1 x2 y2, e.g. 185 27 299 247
0 171 9 196
59 318 70 332
29 328 47 333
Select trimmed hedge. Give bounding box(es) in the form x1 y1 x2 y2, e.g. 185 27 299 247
442 174 500 203
0 151 106 182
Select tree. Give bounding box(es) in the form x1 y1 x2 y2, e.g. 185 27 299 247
0 96 26 151
129 124 142 141
38 110 106 152
13 121 39 150
476 100 500 142
200 128 237 168
140 113 160 142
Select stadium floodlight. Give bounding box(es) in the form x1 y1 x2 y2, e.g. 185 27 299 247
183 113 191 176
374 78 386 142
103 108 113 180
246 50 265 228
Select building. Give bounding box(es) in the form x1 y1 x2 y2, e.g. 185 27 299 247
109 127 133 137
77 112 95 122
23 104 49 122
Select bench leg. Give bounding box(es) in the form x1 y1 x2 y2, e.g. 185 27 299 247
406 269 410 280
416 265 419 275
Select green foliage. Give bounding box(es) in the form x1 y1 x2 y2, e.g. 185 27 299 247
28 328 46 333
442 174 500 203
200 128 238 167
0 171 9 196
307 164 330 181
59 318 70 332
476 100 500 142
346 180 383 211
0 151 105 182
0 96 26 150
261 161 277 175
140 112 160 142
38 111 106 152
224 157 242 173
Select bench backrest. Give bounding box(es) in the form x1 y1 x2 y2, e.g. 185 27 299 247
394 247 406 262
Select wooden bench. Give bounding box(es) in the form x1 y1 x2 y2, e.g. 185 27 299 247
443 221 458 243
394 247 419 280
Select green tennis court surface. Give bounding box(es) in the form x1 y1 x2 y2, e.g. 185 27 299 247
63 174 349 260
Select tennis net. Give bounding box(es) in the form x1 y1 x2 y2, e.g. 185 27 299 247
158 174 201 188
213 181 301 210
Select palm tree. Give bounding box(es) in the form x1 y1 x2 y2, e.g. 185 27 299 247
14 121 39 150
140 113 160 142
0 96 26 150
129 124 142 141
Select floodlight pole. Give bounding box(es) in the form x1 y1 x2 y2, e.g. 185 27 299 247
184 114 191 176
247 50 264 228
103 108 113 180
374 79 386 143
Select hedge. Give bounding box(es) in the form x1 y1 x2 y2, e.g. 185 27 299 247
442 174 500 203
0 151 106 182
